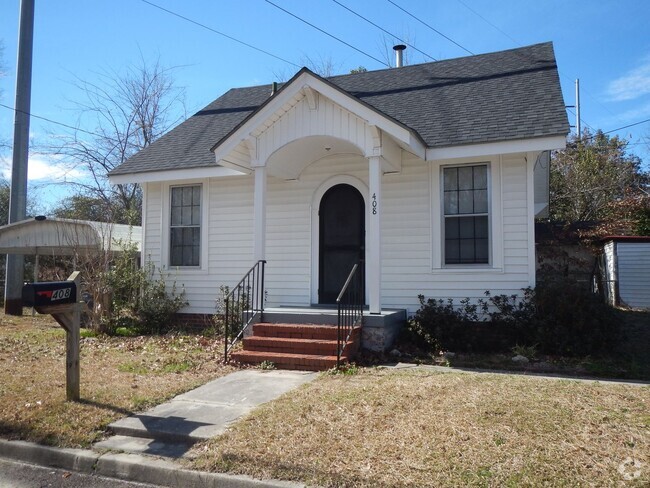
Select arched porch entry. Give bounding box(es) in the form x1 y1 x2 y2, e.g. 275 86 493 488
318 184 365 304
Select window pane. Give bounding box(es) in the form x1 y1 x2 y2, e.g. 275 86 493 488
174 187 184 207
474 189 488 213
459 190 474 214
192 205 200 226
170 245 182 266
171 205 181 226
182 186 192 206
443 168 458 191
476 238 489 262
459 217 474 238
445 238 460 264
170 228 181 247
192 227 201 246
459 239 475 263
180 206 190 226
445 218 459 239
458 166 473 190
473 166 487 189
475 216 489 238
193 186 201 206
444 191 458 215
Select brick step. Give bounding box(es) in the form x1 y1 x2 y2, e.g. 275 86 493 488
231 350 346 371
243 336 339 356
253 323 361 341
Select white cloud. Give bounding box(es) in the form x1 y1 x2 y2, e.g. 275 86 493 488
0 155 86 182
606 57 650 101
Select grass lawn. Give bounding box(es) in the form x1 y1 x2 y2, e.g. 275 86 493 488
0 310 233 448
191 368 649 487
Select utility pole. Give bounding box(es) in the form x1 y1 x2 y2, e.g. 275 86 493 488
4 0 35 316
575 79 581 138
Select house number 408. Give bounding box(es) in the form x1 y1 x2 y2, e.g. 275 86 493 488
372 193 378 215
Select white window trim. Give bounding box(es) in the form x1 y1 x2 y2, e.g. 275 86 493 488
160 179 210 273
430 156 504 272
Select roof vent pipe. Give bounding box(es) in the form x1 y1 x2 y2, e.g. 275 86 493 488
271 81 277 95
393 44 406 67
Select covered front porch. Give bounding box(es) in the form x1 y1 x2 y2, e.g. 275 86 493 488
212 72 425 317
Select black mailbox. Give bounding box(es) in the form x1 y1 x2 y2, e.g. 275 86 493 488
22 281 77 307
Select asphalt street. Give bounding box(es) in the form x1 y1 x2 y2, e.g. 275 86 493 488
0 458 160 488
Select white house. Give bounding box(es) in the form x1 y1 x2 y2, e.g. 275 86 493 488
109 42 569 361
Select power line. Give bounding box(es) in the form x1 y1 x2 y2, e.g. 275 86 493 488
454 0 617 121
140 0 301 68
566 107 595 133
264 0 389 67
455 0 520 46
602 118 650 136
0 102 102 138
386 0 474 55
330 0 437 62
578 117 650 142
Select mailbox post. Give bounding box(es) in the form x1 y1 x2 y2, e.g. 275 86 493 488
22 272 82 401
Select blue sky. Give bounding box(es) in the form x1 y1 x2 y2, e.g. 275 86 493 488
1 0 649 210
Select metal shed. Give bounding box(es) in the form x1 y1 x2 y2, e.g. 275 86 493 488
600 236 650 310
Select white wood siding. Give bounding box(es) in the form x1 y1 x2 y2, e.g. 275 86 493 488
144 152 535 315
615 242 650 309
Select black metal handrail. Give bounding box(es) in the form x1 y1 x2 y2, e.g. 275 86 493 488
336 261 364 368
223 260 266 363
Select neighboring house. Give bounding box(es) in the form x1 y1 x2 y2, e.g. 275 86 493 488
109 42 569 352
600 236 650 310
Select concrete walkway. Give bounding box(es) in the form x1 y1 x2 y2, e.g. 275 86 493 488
95 369 317 458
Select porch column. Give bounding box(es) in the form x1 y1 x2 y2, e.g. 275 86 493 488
253 165 267 261
368 156 382 314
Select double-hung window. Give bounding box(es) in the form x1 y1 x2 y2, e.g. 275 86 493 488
443 164 489 265
170 185 201 267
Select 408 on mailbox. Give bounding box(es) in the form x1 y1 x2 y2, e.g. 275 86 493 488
22 281 77 307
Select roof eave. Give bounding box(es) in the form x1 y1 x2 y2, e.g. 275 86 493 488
425 134 568 161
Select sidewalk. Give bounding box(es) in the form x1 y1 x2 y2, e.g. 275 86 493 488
0 369 316 488
96 369 317 458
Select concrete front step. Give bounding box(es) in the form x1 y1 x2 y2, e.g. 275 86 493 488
231 350 346 371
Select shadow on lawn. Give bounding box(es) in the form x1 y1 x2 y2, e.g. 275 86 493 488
77 398 134 417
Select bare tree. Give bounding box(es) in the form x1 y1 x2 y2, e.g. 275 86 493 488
52 57 185 225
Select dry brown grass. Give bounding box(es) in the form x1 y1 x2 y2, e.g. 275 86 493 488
0 310 234 447
191 368 649 487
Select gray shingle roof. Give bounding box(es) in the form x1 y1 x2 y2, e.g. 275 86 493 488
110 42 569 176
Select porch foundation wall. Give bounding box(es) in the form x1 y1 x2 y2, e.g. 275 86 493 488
361 310 407 352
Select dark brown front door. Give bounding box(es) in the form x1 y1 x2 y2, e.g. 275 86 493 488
318 184 365 304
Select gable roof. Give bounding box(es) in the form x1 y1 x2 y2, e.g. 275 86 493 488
110 42 569 177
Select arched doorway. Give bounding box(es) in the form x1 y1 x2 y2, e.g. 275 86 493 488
318 184 365 304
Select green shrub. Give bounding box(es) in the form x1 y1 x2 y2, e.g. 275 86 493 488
407 280 618 357
98 240 187 335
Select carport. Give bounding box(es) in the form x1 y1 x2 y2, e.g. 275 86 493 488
0 216 141 287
